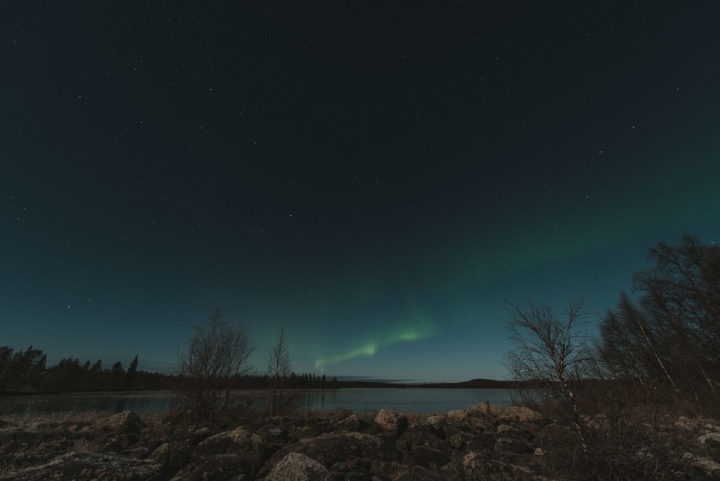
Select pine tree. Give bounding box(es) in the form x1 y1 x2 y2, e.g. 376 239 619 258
122 355 139 391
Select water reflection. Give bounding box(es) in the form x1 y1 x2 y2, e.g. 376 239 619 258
0 392 183 416
0 388 513 416
300 388 513 413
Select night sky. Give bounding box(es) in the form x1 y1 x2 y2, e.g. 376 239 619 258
2 2 719 382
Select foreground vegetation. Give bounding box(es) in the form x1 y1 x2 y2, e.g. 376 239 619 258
0 400 718 480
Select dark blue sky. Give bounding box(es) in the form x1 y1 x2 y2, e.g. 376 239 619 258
2 1 719 381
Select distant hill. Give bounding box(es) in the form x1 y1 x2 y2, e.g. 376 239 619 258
332 378 519 389
421 378 520 389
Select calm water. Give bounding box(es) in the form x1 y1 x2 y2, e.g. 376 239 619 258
0 388 513 416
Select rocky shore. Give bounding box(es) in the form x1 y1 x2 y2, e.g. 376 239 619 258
1 403 719 480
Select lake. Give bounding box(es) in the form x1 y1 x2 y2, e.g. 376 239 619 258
0 388 514 416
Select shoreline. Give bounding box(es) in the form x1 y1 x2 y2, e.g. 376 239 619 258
2 402 719 479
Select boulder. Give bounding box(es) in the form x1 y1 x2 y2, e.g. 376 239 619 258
462 452 534 481
165 444 194 471
187 427 211 446
445 409 495 432
467 402 503 418
699 432 720 448
0 451 163 481
265 432 401 471
119 446 150 459
336 414 368 432
374 409 409 439
447 432 469 450
499 406 543 424
370 460 410 480
344 473 373 481
101 438 124 453
682 452 720 478
494 438 534 454
439 461 465 481
676 417 700 432
96 411 144 435
171 453 252 481
395 465 446 481
409 446 449 471
396 422 445 451
148 442 171 463
426 415 445 425
193 428 265 472
497 422 537 440
265 453 331 481
447 409 468 421
465 433 497 452
257 425 289 444
345 456 371 471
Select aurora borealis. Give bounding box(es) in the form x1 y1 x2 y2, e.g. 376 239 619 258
2 2 720 382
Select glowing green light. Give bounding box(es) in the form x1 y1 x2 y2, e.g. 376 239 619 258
314 313 438 370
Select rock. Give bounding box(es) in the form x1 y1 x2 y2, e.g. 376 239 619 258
329 461 348 471
345 472 373 481
96 411 145 435
683 452 720 477
699 432 720 447
426 415 445 425
345 456 371 471
0 451 163 481
397 422 446 451
370 460 410 480
439 461 466 481
265 452 331 481
409 446 449 471
147 443 193 476
119 446 150 459
447 409 469 421
448 432 469 450
499 406 542 424
101 437 124 453
193 428 265 472
288 418 336 440
465 433 496 452
467 402 503 418
337 414 368 432
148 442 171 463
395 465 446 481
257 425 289 444
676 416 700 431
374 408 409 439
462 452 533 481
445 409 495 432
264 432 401 471
172 454 252 481
187 427 211 446
494 438 534 454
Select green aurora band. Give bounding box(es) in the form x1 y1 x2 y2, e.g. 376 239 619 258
314 315 439 370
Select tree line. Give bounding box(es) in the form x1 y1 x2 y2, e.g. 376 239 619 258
504 234 720 477
0 342 337 395
0 349 158 393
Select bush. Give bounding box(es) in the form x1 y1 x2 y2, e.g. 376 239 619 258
174 309 255 420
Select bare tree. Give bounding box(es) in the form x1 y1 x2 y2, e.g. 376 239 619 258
266 327 298 415
175 309 255 419
503 298 593 448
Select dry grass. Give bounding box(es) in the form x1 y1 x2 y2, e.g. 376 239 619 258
1 411 110 431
